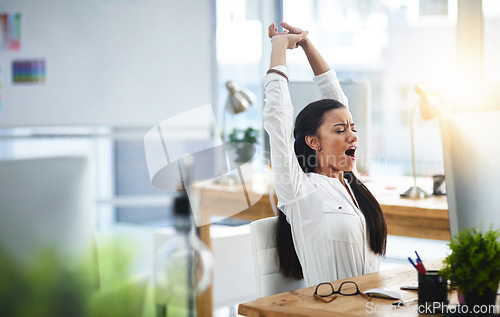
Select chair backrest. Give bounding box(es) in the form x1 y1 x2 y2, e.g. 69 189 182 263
250 216 306 298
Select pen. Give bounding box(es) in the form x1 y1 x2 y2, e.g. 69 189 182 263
409 256 426 274
408 257 418 270
415 251 422 263
416 261 427 274
414 251 427 274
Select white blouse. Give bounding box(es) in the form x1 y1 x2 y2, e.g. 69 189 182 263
263 65 380 287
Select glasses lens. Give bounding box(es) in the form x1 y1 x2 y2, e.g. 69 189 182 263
315 283 334 297
338 281 359 296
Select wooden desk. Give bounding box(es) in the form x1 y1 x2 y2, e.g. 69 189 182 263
194 178 276 223
193 174 450 316
238 259 458 317
363 175 450 241
193 175 277 317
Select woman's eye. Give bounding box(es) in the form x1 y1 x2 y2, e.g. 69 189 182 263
336 130 345 134
352 129 357 133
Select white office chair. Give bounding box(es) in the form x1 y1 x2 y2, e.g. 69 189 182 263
250 216 306 298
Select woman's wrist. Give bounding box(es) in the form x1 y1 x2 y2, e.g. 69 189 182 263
266 68 289 82
271 36 289 48
299 37 312 50
270 37 288 68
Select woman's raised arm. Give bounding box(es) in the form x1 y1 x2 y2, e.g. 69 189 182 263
268 22 308 68
279 22 330 76
277 22 347 105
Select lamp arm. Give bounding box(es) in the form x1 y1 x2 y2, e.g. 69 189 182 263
222 105 232 173
222 105 226 141
410 102 418 190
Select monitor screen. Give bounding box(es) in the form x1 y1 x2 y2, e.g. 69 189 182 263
0 156 94 267
440 110 500 239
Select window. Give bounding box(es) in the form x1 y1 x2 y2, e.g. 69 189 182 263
283 0 457 176
114 131 174 227
215 0 268 168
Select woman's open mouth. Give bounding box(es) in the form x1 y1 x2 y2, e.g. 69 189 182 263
345 147 356 159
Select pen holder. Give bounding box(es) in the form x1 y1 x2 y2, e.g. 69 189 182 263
418 270 448 314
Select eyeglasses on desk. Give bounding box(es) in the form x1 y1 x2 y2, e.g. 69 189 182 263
313 281 371 303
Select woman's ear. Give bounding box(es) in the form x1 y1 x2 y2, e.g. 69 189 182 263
304 135 321 152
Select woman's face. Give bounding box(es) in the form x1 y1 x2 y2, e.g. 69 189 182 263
312 107 358 175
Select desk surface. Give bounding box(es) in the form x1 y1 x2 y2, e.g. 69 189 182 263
363 175 450 240
238 259 460 317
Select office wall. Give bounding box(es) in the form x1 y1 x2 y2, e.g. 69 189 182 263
0 0 214 127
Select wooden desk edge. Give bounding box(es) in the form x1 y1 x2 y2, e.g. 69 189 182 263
238 259 446 317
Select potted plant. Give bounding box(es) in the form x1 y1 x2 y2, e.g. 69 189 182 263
439 225 500 308
227 127 258 163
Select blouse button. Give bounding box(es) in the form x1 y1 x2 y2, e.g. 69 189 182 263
338 206 342 210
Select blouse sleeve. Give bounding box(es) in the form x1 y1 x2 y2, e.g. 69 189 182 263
313 69 349 107
263 66 309 206
263 67 349 208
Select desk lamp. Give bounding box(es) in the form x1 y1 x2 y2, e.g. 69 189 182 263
222 80 255 140
220 81 255 183
225 81 255 114
401 82 448 199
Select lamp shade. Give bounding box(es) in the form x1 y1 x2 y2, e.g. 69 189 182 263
225 81 255 114
415 82 448 120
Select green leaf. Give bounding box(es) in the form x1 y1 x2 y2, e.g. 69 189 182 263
440 224 500 295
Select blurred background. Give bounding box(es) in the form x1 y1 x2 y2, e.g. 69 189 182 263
0 0 498 316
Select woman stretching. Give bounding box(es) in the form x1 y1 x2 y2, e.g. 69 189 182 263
264 21 387 286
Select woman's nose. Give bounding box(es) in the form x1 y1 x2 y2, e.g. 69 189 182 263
347 129 358 143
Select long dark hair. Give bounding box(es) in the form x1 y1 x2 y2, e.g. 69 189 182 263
276 99 387 280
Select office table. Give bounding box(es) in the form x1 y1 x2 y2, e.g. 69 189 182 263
238 259 462 317
192 174 450 316
192 174 277 316
363 175 450 241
